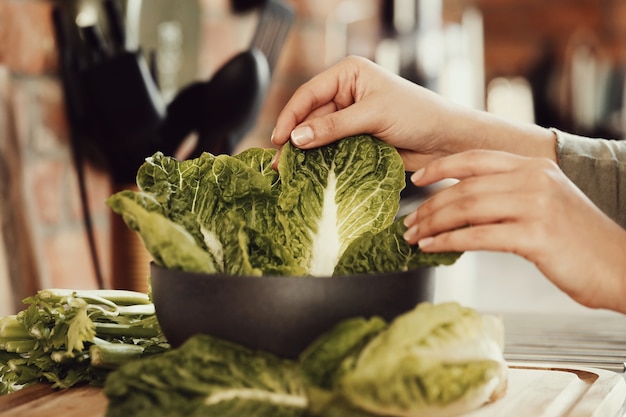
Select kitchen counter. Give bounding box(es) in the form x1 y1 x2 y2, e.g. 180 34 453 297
0 384 107 417
0 362 624 417
3 248 626 417
501 312 626 374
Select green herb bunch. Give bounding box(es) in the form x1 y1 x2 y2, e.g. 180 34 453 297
0 289 169 395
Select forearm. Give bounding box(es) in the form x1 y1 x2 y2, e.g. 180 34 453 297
443 104 558 161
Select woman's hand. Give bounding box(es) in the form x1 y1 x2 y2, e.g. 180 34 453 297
403 150 626 313
272 55 557 171
271 56 465 170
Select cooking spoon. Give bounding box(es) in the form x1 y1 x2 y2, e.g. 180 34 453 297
160 48 270 157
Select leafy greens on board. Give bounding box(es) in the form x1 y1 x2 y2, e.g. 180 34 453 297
106 134 461 276
0 289 168 395
104 302 507 417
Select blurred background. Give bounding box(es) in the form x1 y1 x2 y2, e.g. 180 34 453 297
1 0 626 316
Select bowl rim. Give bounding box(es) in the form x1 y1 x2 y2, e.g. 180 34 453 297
149 261 431 282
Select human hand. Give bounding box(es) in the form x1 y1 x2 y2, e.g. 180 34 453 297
403 150 626 313
271 56 464 171
271 55 557 171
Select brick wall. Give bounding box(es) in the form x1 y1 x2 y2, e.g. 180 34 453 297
1 0 625 315
0 0 112 315
470 0 626 79
465 0 626 136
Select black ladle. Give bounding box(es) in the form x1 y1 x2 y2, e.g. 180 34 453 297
160 48 271 157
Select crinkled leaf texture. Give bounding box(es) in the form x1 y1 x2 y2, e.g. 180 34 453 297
107 134 460 276
345 302 507 417
301 302 507 417
334 217 462 275
102 303 505 417
299 316 387 391
104 334 308 417
276 135 406 276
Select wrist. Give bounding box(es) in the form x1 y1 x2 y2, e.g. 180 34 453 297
448 105 558 162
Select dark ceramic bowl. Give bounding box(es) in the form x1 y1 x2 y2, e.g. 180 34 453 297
150 263 434 358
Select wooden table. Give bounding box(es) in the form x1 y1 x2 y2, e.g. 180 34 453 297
0 384 107 417
0 363 624 417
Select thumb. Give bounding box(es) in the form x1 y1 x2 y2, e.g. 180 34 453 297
289 105 376 149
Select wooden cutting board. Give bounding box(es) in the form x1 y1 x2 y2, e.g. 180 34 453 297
467 363 626 417
0 363 624 417
0 383 107 417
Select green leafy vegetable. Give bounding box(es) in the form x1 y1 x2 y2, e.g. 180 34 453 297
276 135 406 275
107 135 460 276
106 190 219 274
0 289 168 395
336 302 507 417
334 217 461 275
296 303 507 417
104 334 308 417
104 302 506 417
299 317 387 391
299 317 388 417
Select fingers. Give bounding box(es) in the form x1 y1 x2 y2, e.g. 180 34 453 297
413 169 535 219
410 222 537 255
294 102 385 148
410 150 531 186
402 150 560 252
301 102 339 122
271 62 351 146
270 103 377 169
272 56 385 148
406 189 535 245
270 147 282 170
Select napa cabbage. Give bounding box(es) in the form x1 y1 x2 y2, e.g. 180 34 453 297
106 134 461 276
300 302 508 417
104 334 308 417
103 302 507 417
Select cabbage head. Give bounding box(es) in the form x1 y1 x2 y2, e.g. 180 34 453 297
342 303 507 417
107 135 461 276
300 302 508 417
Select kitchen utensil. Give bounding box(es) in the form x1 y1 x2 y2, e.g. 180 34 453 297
250 0 294 73
159 48 270 157
79 47 166 182
52 1 167 291
53 1 166 183
52 6 105 289
159 0 293 157
231 0 265 13
103 0 126 53
150 263 434 358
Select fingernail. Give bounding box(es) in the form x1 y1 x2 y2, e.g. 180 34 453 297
403 211 417 226
270 128 276 143
418 236 434 248
403 225 419 241
291 126 314 146
410 168 425 183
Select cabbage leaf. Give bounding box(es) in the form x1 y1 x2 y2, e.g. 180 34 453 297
337 302 507 417
334 217 461 275
297 302 507 417
103 302 506 417
299 316 387 391
104 334 308 417
276 135 406 275
106 134 460 276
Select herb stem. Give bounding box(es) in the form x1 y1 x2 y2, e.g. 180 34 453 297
89 343 145 369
